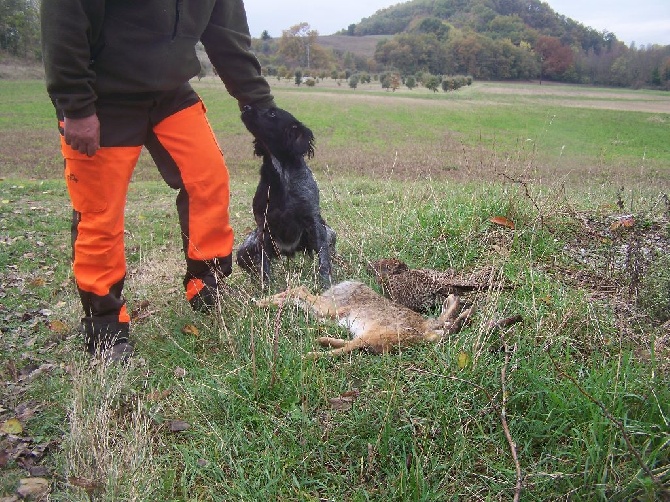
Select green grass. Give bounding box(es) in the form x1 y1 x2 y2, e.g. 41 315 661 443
1 80 669 501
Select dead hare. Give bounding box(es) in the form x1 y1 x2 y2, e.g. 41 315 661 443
257 280 474 358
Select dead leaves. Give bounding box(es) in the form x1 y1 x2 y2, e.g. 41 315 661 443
16 477 50 499
457 352 471 369
610 214 635 231
168 420 191 433
181 324 200 337
130 299 154 322
489 215 515 230
0 418 23 435
68 476 103 497
328 389 360 411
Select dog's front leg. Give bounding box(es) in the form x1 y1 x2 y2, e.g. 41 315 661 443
314 223 336 288
259 232 274 288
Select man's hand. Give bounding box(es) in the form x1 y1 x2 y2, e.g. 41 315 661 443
64 114 100 157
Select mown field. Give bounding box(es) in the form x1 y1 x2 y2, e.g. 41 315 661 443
1 79 669 501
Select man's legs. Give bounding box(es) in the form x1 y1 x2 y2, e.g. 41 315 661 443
62 138 141 356
146 95 234 311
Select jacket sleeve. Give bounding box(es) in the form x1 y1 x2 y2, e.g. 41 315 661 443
201 0 275 109
41 0 104 118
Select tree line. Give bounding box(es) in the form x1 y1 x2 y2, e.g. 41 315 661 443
249 21 669 91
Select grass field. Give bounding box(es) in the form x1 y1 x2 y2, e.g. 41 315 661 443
1 79 669 501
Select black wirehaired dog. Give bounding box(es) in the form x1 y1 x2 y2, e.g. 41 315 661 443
236 106 336 288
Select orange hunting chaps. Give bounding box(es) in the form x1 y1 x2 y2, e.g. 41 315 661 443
57 84 232 345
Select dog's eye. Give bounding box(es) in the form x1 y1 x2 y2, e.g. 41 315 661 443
268 109 276 118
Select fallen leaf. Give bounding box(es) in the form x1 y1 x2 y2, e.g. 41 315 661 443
28 466 50 477
130 300 153 321
15 401 39 422
169 420 190 432
16 478 50 499
457 352 470 369
173 367 187 378
0 418 23 435
48 320 69 334
68 476 103 494
181 324 199 336
328 389 360 411
489 215 515 229
610 215 635 231
147 389 171 401
328 397 354 411
28 277 46 288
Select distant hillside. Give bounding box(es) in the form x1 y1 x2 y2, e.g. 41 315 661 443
349 0 613 55
316 35 391 60
325 0 670 89
247 0 669 89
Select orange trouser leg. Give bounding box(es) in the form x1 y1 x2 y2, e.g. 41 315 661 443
62 137 141 326
151 101 233 301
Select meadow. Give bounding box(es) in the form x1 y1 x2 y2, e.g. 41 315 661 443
0 78 669 501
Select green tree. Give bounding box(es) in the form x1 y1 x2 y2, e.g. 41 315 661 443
374 33 447 75
405 75 416 90
424 75 441 92
0 0 40 59
415 17 450 41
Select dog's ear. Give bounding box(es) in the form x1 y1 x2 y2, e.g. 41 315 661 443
253 138 265 157
285 122 315 159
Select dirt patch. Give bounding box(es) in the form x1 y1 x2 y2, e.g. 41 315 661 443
0 61 44 80
475 81 670 113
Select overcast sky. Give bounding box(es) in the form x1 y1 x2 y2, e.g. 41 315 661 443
244 0 670 47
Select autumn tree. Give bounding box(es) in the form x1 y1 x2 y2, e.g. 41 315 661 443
277 22 334 71
535 36 575 81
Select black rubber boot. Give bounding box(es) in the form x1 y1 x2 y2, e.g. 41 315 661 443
81 317 133 363
184 256 232 313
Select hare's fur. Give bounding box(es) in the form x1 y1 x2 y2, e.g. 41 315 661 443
257 280 473 358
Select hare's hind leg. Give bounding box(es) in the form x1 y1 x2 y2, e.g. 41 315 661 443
316 336 347 348
256 285 314 307
305 335 371 359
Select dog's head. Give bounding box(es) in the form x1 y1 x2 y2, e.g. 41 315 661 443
242 106 315 160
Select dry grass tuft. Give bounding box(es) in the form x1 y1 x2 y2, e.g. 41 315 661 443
62 360 156 501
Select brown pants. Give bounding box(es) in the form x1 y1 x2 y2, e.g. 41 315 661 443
58 84 232 336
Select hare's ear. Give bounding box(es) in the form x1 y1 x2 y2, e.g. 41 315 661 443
285 122 315 158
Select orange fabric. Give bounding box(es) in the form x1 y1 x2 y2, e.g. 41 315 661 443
185 278 206 301
62 137 142 296
118 304 131 323
152 101 234 262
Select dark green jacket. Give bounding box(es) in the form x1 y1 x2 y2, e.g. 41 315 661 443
41 0 274 118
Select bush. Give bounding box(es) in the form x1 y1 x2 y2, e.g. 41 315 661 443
405 75 416 90
441 75 473 92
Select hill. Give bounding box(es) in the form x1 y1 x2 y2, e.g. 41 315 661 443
349 0 614 55
316 35 391 60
